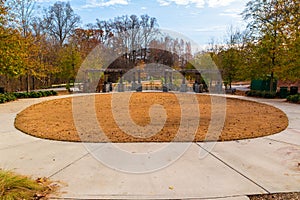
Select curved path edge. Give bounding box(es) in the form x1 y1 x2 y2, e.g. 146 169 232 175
0 94 299 200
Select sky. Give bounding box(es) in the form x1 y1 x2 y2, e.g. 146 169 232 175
36 0 250 46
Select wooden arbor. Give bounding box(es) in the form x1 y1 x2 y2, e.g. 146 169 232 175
81 68 220 93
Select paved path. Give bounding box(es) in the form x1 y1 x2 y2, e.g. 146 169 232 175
0 94 299 200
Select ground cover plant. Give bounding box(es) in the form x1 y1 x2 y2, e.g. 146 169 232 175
0 169 59 200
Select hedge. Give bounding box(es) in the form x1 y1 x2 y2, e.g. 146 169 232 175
0 90 58 104
246 90 277 99
0 93 17 104
287 94 300 104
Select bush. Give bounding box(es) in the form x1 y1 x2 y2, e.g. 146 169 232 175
246 90 277 99
45 90 52 96
66 83 71 92
14 92 30 99
14 90 57 99
0 93 17 104
38 91 46 97
29 91 41 98
263 91 277 98
50 90 58 95
0 90 58 103
287 94 300 104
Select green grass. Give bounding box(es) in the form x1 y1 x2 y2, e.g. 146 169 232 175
0 169 57 200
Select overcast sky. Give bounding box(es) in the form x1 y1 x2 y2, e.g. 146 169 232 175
36 0 249 46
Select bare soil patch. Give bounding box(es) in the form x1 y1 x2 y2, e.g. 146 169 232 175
15 93 288 142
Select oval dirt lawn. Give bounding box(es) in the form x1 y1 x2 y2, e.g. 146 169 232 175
15 93 288 142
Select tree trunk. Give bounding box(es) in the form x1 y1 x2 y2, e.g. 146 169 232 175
32 76 35 91
27 72 30 92
270 71 274 92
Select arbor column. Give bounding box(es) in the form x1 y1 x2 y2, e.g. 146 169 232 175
168 70 173 91
136 69 142 92
163 70 168 92
131 71 136 91
118 72 124 92
180 72 187 92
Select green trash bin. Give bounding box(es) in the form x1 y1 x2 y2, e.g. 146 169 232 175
290 86 298 95
280 87 288 98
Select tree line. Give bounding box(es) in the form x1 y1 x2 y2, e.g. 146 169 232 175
1 0 299 92
0 0 152 91
210 0 299 90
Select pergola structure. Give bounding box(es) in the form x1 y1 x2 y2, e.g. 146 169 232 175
81 68 221 93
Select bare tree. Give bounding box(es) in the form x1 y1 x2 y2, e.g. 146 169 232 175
140 15 157 47
96 19 114 44
7 0 36 37
44 1 80 46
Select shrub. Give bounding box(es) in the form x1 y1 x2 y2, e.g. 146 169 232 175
14 92 23 99
246 90 277 99
0 90 58 103
287 94 300 104
38 91 46 97
15 90 57 99
0 93 17 104
263 91 276 98
45 90 52 96
29 91 41 98
66 83 71 92
50 90 58 95
14 92 30 99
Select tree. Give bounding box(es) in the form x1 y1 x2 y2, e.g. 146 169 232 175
95 19 114 44
44 1 80 46
219 26 245 89
0 0 24 77
140 14 158 50
7 0 40 91
0 0 7 26
56 44 81 83
7 0 36 37
70 28 102 58
278 0 300 81
242 0 295 91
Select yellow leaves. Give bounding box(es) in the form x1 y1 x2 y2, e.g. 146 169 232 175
168 186 174 190
0 24 50 79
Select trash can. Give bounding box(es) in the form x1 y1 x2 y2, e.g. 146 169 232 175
109 82 113 92
290 86 298 95
279 86 288 98
194 83 199 93
102 83 106 93
162 85 168 92
0 87 4 94
136 85 142 92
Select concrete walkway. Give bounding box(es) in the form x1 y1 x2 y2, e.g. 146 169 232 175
0 94 299 200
